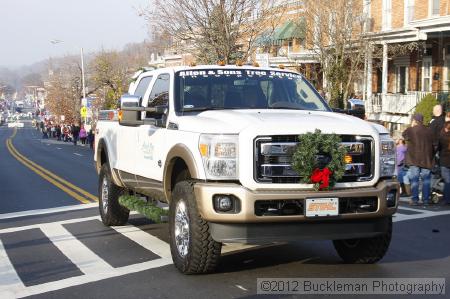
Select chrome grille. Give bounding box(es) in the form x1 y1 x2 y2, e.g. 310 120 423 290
254 135 374 183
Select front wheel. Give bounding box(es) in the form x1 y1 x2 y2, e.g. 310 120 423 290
98 164 130 226
169 181 222 274
333 217 392 264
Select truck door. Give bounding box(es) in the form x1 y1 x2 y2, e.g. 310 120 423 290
116 75 153 176
136 73 170 187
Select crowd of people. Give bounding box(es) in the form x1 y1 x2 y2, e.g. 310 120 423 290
396 104 450 206
33 120 94 148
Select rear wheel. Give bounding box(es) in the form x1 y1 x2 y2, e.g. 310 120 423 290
169 181 222 274
333 217 392 264
98 164 129 226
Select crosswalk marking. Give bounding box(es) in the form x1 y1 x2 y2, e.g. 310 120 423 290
0 239 24 299
11 257 172 299
393 208 450 222
0 203 97 220
40 223 114 275
1 205 449 298
0 215 173 298
111 225 172 260
0 216 100 234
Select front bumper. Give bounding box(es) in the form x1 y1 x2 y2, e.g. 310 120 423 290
209 217 391 243
193 179 399 223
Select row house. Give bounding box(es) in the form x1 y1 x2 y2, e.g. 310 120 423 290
363 0 450 131
255 0 450 132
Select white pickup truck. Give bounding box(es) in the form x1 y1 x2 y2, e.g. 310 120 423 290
94 65 398 274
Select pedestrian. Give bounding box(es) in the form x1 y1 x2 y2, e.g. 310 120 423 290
79 125 87 145
63 125 69 142
438 121 450 205
56 125 62 141
88 129 95 149
402 113 435 206
42 126 48 139
396 138 408 196
71 123 80 146
429 104 445 150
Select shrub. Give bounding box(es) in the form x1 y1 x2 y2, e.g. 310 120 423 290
414 94 439 125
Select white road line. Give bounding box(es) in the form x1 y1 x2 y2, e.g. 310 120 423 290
0 239 25 299
56 147 62 150
0 212 139 234
40 223 114 275
111 225 172 260
73 153 83 156
393 209 450 222
11 258 172 298
0 203 97 220
0 216 100 234
397 206 432 213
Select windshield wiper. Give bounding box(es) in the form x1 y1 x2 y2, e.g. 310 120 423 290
268 106 304 110
181 106 230 112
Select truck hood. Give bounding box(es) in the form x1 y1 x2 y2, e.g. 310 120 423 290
177 110 384 136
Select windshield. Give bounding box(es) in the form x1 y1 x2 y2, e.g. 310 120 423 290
175 69 330 113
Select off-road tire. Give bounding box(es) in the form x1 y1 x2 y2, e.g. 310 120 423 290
98 163 129 226
333 217 392 264
169 181 222 274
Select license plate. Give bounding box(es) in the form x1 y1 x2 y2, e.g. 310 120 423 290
305 198 339 217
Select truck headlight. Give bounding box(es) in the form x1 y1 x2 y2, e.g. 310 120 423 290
199 134 238 180
379 134 396 177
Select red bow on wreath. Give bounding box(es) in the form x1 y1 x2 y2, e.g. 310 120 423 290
310 167 332 190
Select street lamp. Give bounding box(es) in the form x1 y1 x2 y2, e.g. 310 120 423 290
50 39 87 122
50 40 87 99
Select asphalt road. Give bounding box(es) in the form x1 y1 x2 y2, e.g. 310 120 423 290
1 122 450 299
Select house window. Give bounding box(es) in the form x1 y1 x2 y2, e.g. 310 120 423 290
422 58 432 92
444 60 450 91
404 0 414 25
430 0 440 16
396 66 408 93
444 48 450 91
382 0 392 30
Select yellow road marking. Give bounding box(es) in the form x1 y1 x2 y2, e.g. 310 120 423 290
6 128 97 204
8 136 97 201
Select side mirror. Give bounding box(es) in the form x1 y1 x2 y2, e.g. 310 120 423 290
119 94 168 127
119 95 141 126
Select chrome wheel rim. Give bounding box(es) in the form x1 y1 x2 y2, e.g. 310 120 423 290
101 177 109 214
174 200 190 257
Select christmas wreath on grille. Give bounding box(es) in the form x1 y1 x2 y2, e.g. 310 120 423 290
292 129 347 191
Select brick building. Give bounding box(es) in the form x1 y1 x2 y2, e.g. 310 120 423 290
364 0 450 130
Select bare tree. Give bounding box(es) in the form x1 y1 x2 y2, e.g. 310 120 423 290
89 47 152 110
143 0 285 64
45 57 84 124
303 0 367 108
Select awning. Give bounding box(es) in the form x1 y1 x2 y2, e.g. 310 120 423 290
274 18 306 40
255 29 275 46
255 18 306 46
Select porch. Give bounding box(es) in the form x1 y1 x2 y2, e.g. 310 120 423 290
365 91 431 125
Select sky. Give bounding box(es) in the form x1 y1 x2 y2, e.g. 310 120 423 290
0 0 151 68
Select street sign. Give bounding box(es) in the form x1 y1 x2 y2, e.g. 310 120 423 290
80 106 87 118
